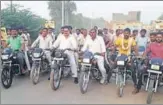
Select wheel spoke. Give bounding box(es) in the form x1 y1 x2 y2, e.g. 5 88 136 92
2 70 10 85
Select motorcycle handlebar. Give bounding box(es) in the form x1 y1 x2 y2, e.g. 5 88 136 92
60 48 78 53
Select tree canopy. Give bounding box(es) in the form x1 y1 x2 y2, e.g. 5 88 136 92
48 1 106 33
1 4 46 40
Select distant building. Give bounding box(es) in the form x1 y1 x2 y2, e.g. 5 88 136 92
112 11 141 22
128 11 141 22
112 13 128 22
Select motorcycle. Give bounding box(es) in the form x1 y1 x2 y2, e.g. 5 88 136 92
115 53 136 97
145 58 163 104
50 48 75 90
30 48 50 85
1 48 29 89
79 51 106 94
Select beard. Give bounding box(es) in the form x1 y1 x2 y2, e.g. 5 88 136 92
156 40 162 43
18 32 22 35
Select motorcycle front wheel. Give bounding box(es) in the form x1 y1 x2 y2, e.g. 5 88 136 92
79 71 90 94
50 67 62 90
1 66 13 89
91 67 101 81
146 79 154 104
117 72 124 97
30 64 40 85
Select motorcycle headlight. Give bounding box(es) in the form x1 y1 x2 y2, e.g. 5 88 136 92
117 61 125 66
33 53 40 58
55 52 62 58
1 55 9 60
83 58 90 63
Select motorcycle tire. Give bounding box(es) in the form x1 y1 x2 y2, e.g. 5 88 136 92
30 65 40 85
79 71 90 94
117 73 124 97
146 79 154 104
1 67 13 89
91 67 101 81
50 68 62 90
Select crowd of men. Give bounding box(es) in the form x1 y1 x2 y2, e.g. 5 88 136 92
1 25 163 95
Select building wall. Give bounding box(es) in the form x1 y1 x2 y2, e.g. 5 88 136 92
112 11 141 22
128 11 141 22
112 13 128 22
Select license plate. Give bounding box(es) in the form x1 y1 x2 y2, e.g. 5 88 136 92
117 61 124 66
33 53 40 58
78 59 82 63
1 55 8 60
151 65 160 70
83 58 90 63
53 58 64 60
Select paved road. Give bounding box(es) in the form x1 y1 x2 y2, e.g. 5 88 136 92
1 73 163 104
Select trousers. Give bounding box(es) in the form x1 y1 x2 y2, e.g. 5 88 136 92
44 50 51 65
65 51 78 77
94 55 107 78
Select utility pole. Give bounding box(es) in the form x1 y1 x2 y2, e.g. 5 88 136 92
11 0 13 13
61 1 65 26
91 12 93 28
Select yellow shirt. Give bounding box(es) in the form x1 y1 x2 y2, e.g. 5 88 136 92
115 37 136 55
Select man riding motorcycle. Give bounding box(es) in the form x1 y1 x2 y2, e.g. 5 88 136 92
31 28 53 67
149 32 156 43
81 28 107 84
111 28 138 87
133 32 163 94
6 27 26 74
51 26 79 84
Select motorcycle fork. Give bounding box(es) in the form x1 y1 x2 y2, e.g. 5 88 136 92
82 65 91 80
146 72 160 92
116 68 126 86
33 60 41 74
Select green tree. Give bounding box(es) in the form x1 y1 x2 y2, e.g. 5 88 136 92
48 1 106 32
48 1 77 34
1 4 46 40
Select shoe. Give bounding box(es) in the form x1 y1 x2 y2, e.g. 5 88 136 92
100 78 105 84
132 88 140 94
74 77 78 84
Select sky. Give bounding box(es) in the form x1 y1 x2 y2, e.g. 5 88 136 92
1 1 163 24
